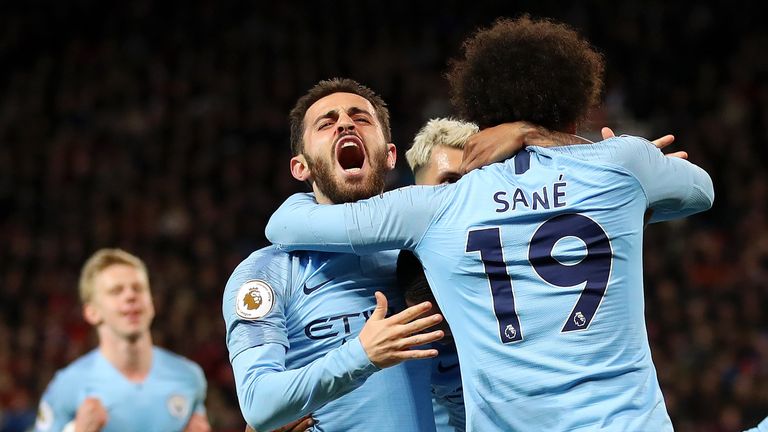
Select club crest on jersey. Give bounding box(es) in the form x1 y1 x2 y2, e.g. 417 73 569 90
167 394 190 420
236 280 275 320
34 400 53 431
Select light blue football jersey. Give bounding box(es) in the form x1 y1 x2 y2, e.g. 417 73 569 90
223 246 436 432
266 136 714 431
745 417 768 432
35 347 206 432
431 341 465 432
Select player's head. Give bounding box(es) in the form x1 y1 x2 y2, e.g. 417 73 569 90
406 118 478 185
447 16 605 132
289 78 396 204
396 250 452 340
79 248 155 341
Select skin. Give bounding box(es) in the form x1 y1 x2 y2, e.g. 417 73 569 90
254 91 446 431
290 92 396 204
78 264 211 432
415 145 464 186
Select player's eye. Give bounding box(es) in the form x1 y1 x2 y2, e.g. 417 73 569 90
318 121 333 130
354 116 371 124
440 175 460 184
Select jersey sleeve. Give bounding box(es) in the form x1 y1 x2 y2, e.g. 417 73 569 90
224 249 381 431
191 363 207 415
543 135 714 222
232 339 379 431
265 186 453 255
613 136 713 222
223 249 291 362
34 370 77 432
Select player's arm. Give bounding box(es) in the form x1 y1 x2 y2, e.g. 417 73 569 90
244 415 315 432
184 366 211 432
225 260 443 431
266 186 451 254
611 135 714 222
231 302 442 431
548 135 713 222
460 122 686 173
34 372 84 432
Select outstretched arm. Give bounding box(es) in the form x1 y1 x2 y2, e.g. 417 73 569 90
266 186 452 254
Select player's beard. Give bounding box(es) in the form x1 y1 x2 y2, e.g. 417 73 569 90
306 148 389 204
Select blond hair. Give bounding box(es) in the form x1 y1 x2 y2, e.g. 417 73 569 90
405 118 479 175
79 248 148 303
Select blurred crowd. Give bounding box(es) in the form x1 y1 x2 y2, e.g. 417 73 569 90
1 1 766 431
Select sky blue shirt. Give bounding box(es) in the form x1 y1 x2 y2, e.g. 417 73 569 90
265 136 714 431
35 347 206 432
745 417 768 432
431 341 465 432
223 247 436 432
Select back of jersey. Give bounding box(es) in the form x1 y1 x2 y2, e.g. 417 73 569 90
417 141 674 431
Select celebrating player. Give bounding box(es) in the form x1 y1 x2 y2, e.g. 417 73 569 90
223 79 446 432
265 16 714 431
35 249 210 432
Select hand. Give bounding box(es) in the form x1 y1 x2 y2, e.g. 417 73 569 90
74 397 108 432
601 127 688 159
184 413 211 432
460 122 545 173
358 292 444 368
245 414 315 432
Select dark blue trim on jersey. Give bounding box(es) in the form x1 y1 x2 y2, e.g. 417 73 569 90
514 151 531 175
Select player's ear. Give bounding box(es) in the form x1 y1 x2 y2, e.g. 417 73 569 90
290 155 311 181
386 143 397 170
83 303 102 326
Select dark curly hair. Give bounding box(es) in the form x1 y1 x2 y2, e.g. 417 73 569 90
289 78 392 156
447 16 605 131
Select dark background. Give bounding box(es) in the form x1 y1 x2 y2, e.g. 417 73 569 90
1 1 766 431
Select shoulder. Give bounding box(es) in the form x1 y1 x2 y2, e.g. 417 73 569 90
530 135 661 175
601 135 660 164
225 246 294 295
56 349 100 382
44 350 99 398
230 246 293 279
223 246 294 334
153 347 206 385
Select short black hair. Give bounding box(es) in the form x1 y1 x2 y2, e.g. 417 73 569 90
447 16 605 131
288 78 392 156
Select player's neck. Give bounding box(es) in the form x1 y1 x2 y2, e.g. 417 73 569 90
311 185 334 204
99 330 153 382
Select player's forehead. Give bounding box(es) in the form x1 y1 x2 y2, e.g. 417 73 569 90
420 145 463 182
94 263 147 288
304 92 377 125
429 145 463 170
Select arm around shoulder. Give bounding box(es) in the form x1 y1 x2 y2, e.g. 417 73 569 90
611 136 714 222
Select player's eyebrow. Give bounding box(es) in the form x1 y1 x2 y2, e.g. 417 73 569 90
347 107 372 118
313 109 339 127
312 107 373 128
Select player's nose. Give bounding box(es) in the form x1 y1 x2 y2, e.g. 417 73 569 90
336 113 355 133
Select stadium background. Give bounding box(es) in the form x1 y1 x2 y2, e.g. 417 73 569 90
1 1 766 431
